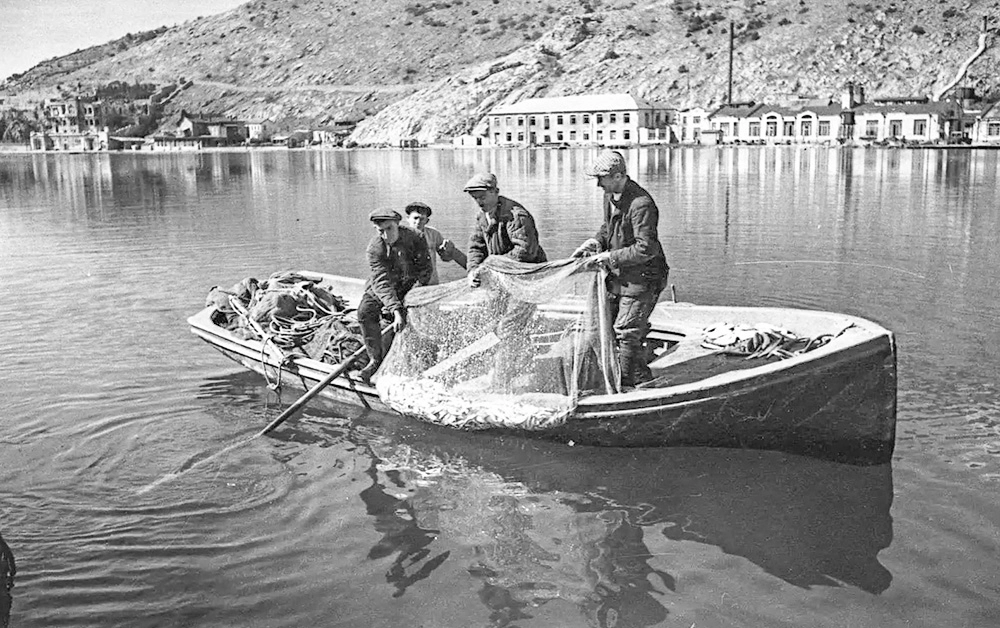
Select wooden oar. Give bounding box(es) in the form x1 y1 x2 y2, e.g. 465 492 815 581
255 326 392 437
256 344 366 437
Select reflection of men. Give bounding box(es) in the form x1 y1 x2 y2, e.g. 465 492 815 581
1 532 14 628
405 201 467 285
573 150 669 388
356 209 432 384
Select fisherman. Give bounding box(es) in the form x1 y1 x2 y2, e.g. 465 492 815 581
572 150 669 388
462 172 547 391
462 172 547 286
355 208 433 384
404 201 467 285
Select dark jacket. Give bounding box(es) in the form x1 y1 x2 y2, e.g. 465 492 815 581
594 178 669 291
363 226 432 312
467 196 547 270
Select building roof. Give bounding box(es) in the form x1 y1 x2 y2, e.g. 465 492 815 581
710 102 763 118
489 93 662 115
853 99 959 116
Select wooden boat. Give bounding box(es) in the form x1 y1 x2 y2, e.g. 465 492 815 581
188 271 896 464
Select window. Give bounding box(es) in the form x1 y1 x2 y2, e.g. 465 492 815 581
801 120 812 136
693 116 701 125
506 116 511 126
544 135 551 143
749 122 761 137
913 119 927 136
505 133 512 142
818 121 831 136
517 117 524 126
544 116 550 130
624 113 630 123
644 113 650 125
596 113 604 124
766 121 777 136
610 113 617 123
570 131 577 140
517 132 524 142
529 116 536 126
865 120 879 137
596 130 604 141
557 115 563 125
784 121 795 136
610 130 617 140
988 122 1000 137
569 115 576 124
719 122 730 135
583 114 590 124
623 130 630 140
889 120 902 137
557 132 564 141
583 132 590 140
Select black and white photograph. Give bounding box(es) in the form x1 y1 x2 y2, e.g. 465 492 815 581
2 1 999 626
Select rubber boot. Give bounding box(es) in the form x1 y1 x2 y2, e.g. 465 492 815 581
357 332 383 385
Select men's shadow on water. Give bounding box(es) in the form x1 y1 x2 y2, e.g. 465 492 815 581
202 375 893 625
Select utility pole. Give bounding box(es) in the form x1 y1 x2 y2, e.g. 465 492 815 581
728 21 735 105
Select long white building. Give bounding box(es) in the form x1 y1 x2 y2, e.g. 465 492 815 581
486 94 673 147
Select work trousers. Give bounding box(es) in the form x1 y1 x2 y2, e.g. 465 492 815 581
609 277 666 386
357 292 396 376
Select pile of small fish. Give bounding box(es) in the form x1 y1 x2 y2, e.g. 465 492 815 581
701 322 833 360
376 375 571 431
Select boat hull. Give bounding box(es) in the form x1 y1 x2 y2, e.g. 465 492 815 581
188 274 897 465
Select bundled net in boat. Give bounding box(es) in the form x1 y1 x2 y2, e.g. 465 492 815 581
206 271 366 367
374 257 619 431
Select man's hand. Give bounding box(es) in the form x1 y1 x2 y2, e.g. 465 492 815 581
582 251 612 270
391 309 406 333
572 238 601 258
468 267 482 288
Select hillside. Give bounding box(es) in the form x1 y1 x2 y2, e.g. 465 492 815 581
3 0 998 146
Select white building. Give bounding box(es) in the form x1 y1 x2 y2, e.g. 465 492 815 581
486 94 673 147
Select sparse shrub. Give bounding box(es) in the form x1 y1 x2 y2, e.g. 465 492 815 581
779 17 791 25
943 7 958 18
678 64 689 73
911 25 926 34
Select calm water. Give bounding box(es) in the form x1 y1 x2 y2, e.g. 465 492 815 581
1 146 998 628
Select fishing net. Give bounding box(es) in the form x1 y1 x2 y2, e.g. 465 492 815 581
374 257 619 431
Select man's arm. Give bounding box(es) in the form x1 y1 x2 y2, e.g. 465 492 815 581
367 240 403 312
607 196 661 269
505 209 543 262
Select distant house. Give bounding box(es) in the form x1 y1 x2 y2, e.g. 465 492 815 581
708 102 762 142
30 97 109 151
150 110 263 150
851 97 962 143
486 94 672 147
675 107 709 144
971 101 1000 145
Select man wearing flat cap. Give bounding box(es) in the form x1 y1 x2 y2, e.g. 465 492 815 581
461 172 547 390
573 149 669 388
462 172 546 287
356 208 432 384
405 201 467 285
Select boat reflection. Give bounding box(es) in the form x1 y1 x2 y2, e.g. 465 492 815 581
268 402 893 625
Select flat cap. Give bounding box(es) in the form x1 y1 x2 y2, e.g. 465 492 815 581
405 201 432 217
585 150 627 177
368 208 402 222
463 172 498 192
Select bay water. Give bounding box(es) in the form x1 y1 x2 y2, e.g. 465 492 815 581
1 146 998 627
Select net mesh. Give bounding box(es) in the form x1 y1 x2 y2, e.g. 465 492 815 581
374 257 619 430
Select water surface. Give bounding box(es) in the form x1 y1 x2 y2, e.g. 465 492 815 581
1 146 998 627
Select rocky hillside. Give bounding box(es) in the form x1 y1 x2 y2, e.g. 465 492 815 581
4 0 998 145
